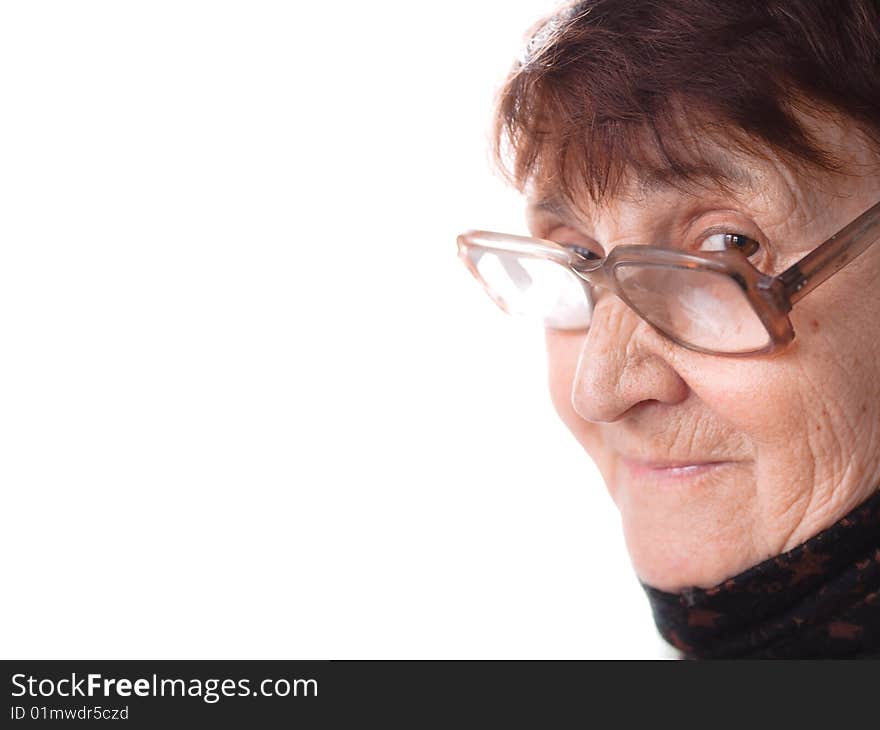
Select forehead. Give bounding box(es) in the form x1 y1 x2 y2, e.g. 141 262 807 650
523 109 880 232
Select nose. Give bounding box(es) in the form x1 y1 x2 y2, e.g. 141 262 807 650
571 294 690 423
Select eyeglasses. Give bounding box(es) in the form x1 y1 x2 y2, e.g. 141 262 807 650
457 199 880 356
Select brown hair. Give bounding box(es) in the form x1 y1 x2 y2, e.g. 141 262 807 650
493 0 880 207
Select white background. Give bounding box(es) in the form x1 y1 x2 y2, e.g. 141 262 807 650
0 1 669 658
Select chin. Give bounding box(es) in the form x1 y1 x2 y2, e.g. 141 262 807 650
609 464 760 592
623 532 727 592
619 510 763 592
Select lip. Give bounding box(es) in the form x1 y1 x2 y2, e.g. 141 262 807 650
620 456 734 484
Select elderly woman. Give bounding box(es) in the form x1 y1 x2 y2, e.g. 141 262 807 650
458 0 880 658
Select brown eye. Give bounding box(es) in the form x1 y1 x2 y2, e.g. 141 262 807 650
724 233 760 256
700 232 761 258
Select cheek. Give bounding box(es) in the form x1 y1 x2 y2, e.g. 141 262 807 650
681 295 879 443
544 329 600 446
545 330 576 412
683 362 772 429
670 354 809 459
669 321 875 495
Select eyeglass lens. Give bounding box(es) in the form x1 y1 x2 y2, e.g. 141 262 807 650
466 247 593 329
614 263 770 353
465 246 771 353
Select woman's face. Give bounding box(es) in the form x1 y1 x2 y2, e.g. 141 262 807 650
530 117 880 591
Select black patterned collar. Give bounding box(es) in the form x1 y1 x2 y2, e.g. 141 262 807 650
641 489 880 658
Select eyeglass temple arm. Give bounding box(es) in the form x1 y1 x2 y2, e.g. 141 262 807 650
779 199 880 305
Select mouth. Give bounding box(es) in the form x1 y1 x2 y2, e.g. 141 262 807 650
620 456 735 485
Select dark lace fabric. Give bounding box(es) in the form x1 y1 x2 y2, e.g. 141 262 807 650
641 488 880 659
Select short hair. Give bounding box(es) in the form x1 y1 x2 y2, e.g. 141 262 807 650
493 0 880 207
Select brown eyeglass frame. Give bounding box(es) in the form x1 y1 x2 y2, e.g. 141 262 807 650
457 198 880 357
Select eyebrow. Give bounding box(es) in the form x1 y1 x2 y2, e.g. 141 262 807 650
529 158 760 225
530 195 577 222
638 157 759 195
